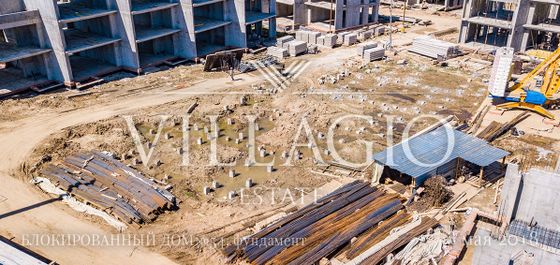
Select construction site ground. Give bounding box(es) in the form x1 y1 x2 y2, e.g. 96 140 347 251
0 7 559 265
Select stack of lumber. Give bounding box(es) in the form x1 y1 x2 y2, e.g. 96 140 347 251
409 36 459 59
41 151 176 224
224 181 411 265
476 112 529 142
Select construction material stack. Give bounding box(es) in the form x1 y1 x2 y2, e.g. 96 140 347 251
41 151 176 224
357 43 378 57
364 47 385 62
409 36 459 60
224 180 438 265
357 43 385 62
323 34 337 48
488 47 514 97
344 33 358 46
267 47 289 59
287 40 307 57
277 36 295 48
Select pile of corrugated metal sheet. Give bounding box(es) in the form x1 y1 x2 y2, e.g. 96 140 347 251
41 151 176 224
287 40 307 56
267 46 289 59
276 36 295 48
224 181 418 265
409 36 459 60
363 46 385 62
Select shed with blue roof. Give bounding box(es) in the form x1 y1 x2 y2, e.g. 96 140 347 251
371 127 509 187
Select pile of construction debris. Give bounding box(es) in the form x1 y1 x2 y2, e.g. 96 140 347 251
224 181 439 264
39 151 176 224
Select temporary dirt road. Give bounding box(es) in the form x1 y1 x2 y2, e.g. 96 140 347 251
0 34 435 263
0 74 263 264
0 46 358 264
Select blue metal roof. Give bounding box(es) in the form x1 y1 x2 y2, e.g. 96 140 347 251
372 127 509 178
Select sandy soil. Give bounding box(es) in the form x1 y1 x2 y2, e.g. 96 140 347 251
1 6 557 265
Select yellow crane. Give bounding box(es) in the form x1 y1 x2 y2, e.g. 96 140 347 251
497 48 560 119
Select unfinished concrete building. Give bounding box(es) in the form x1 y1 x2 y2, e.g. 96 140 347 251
404 0 463 11
459 0 560 52
0 0 276 89
459 0 527 50
0 1 56 96
275 0 379 32
471 164 560 264
520 0 560 51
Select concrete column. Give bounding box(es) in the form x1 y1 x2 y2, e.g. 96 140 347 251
345 0 361 28
372 4 378 23
179 0 197 58
114 0 140 71
334 0 344 29
360 5 368 25
508 0 530 51
293 0 307 26
520 3 537 52
267 0 277 39
225 0 247 48
458 21 470 44
174 1 196 59
23 0 72 83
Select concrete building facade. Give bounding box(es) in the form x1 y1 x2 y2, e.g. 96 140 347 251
0 0 276 90
459 0 560 52
275 0 379 32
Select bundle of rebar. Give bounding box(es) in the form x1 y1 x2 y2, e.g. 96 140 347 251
41 151 176 224
224 181 408 265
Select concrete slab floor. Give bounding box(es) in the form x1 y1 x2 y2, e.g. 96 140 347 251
139 52 176 67
194 17 231 33
196 44 226 57
58 4 116 23
0 67 49 96
245 11 276 25
69 56 119 82
135 26 181 43
64 29 120 54
131 1 178 15
192 0 226 8
0 43 51 63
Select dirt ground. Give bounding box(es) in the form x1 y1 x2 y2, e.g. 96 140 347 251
1 6 559 265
